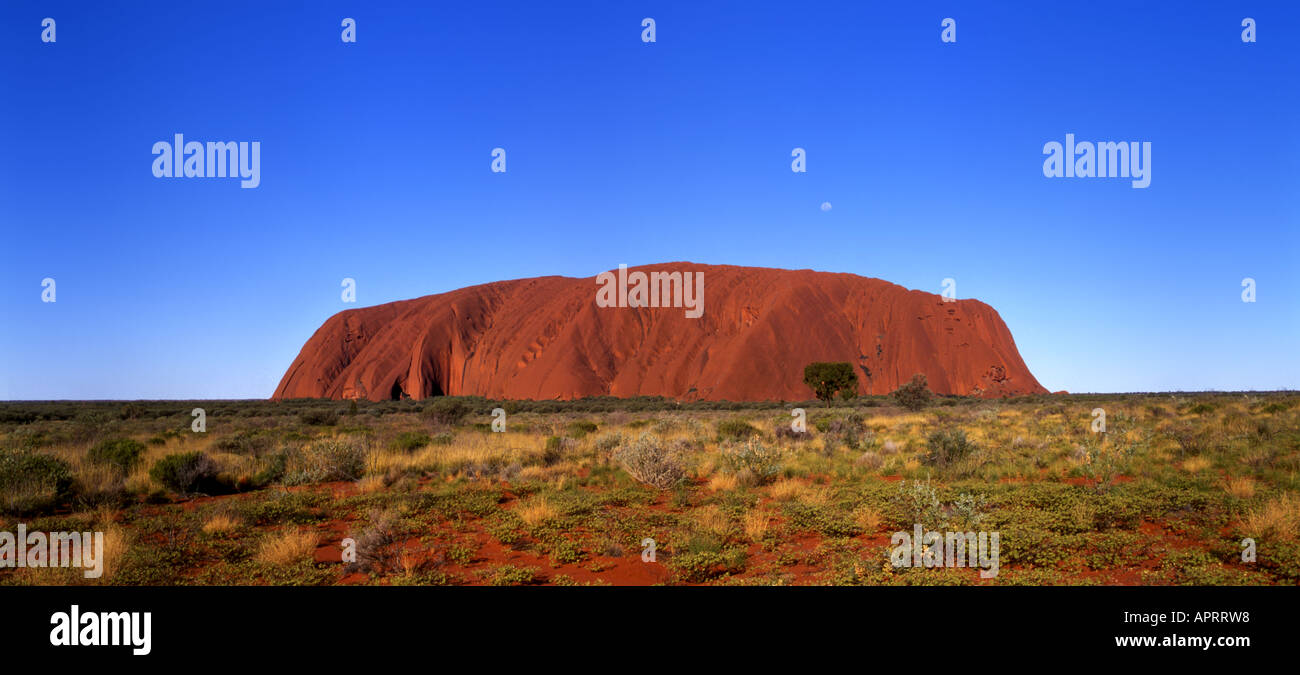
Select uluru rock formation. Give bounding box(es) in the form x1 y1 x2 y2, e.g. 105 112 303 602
272 263 1047 401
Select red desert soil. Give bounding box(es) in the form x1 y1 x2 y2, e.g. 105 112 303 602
273 263 1046 401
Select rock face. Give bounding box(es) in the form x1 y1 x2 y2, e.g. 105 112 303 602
272 263 1047 401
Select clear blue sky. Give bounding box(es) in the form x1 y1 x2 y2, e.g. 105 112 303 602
2 1 1297 399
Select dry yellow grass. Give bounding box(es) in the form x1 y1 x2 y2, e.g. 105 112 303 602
72 462 125 500
397 548 423 577
1241 494 1300 542
742 509 770 541
769 479 807 501
692 505 731 537
799 486 832 508
356 474 387 494
516 496 557 526
368 432 545 479
518 465 548 482
1225 477 1256 499
94 525 129 584
1181 456 1212 473
853 505 883 533
708 472 739 492
255 528 319 565
202 513 241 534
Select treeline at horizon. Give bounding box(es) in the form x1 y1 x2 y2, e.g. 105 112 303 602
1 391 1296 425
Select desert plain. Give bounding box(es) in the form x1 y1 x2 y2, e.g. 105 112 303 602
1 392 1297 586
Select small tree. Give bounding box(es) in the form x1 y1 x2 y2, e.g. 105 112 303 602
893 373 933 411
803 362 859 406
423 397 471 426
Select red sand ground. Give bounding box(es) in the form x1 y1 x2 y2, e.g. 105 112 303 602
156 475 1241 586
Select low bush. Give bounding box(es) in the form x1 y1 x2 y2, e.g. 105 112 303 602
0 451 74 513
423 398 472 426
594 432 627 454
87 438 146 473
613 433 685 489
566 420 598 438
283 440 367 485
213 431 275 456
720 440 783 485
923 428 976 467
893 374 933 411
389 431 431 453
774 425 811 441
542 436 575 466
149 451 219 494
717 419 759 441
298 409 339 426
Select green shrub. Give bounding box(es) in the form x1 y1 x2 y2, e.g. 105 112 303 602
716 419 759 441
389 431 431 453
284 440 367 485
802 362 859 405
821 417 865 450
669 535 747 581
87 438 146 473
594 432 626 453
252 451 288 487
213 431 275 456
149 451 219 494
0 452 74 513
566 420 599 438
894 478 943 526
720 440 783 485
423 398 471 426
298 409 339 426
893 374 933 412
430 431 455 446
923 428 975 467
613 433 685 489
542 436 573 466
488 564 540 586
1168 423 1208 456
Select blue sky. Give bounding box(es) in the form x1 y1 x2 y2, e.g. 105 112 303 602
1 1 1296 399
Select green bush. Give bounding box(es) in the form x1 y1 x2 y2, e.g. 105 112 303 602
802 362 859 405
613 433 685 489
87 438 146 473
542 436 573 466
213 431 274 456
0 452 74 513
893 374 934 412
423 398 472 426
716 419 759 441
923 428 975 467
594 432 626 453
720 440 783 485
566 420 599 438
283 440 367 485
389 431 431 453
298 409 339 426
252 451 288 487
149 451 219 494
